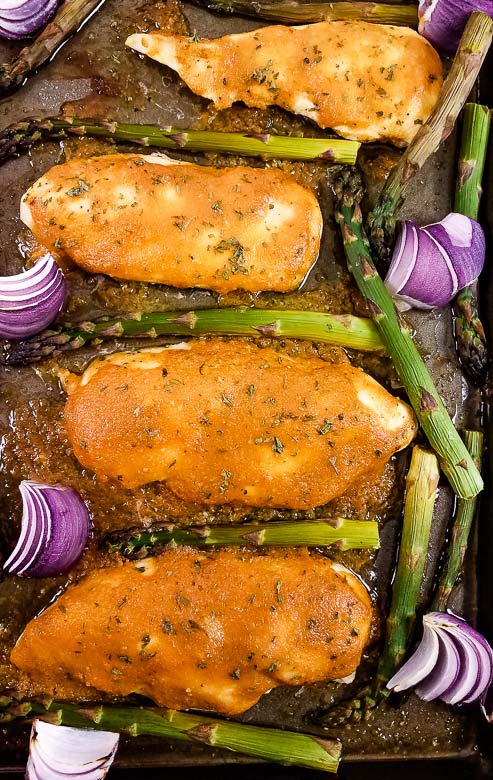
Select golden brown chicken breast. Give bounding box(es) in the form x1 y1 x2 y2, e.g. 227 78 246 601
126 22 442 146
61 339 417 509
11 548 372 714
20 153 322 294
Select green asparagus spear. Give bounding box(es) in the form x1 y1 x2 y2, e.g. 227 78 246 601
0 698 341 773
453 104 491 385
366 12 493 269
107 517 380 557
454 288 488 385
376 446 440 687
321 445 440 725
2 308 385 365
432 430 483 612
190 0 418 26
0 0 107 96
0 116 360 166
454 104 491 218
333 168 483 499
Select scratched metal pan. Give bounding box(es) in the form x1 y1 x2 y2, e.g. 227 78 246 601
0 0 487 772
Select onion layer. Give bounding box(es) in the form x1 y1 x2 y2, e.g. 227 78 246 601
0 0 59 39
418 0 493 56
27 720 119 780
384 213 485 310
3 480 91 577
387 612 493 712
0 252 65 340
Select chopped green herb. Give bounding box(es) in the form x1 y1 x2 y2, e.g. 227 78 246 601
214 237 246 274
66 180 90 197
221 393 233 407
173 216 189 231
272 437 284 454
219 469 232 494
140 650 157 661
318 420 333 435
250 59 273 84
162 619 176 635
329 456 339 474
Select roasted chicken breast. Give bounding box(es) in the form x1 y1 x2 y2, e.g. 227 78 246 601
11 548 372 714
20 153 322 294
62 339 417 509
126 21 442 146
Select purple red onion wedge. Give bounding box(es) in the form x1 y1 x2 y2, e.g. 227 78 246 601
3 480 91 577
415 631 460 701
384 213 485 310
0 252 65 339
418 0 493 56
0 0 59 39
387 612 493 713
439 613 493 705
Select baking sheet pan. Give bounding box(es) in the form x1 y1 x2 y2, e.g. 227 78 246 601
0 0 489 771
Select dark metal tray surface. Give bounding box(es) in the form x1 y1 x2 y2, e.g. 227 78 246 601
0 0 490 773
